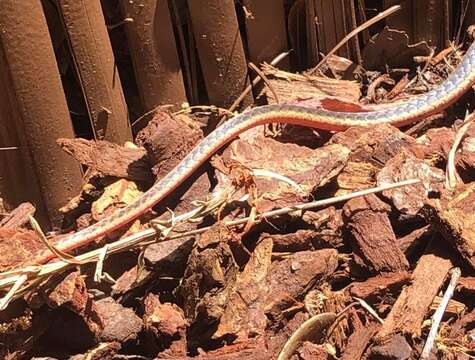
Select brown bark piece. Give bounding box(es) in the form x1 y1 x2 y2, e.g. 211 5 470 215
0 228 46 272
397 225 433 258
259 229 320 252
262 70 361 104
96 297 143 343
331 125 420 164
135 111 210 214
143 237 195 275
144 293 188 337
416 127 455 163
135 112 202 179
331 124 421 191
47 272 88 312
344 194 409 273
195 338 271 359
377 243 453 338
325 54 356 78
0 202 35 229
296 343 330 360
369 333 413 360
46 271 103 337
346 272 411 301
111 265 150 297
457 277 475 297
177 224 240 332
337 161 379 191
215 247 338 341
460 136 475 172
301 207 345 248
340 323 380 360
377 151 445 216
429 183 475 269
260 209 344 252
144 293 188 357
57 138 152 182
217 135 350 212
90 179 142 222
448 308 475 343
212 238 273 340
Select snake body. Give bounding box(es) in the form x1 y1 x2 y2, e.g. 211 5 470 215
44 42 475 263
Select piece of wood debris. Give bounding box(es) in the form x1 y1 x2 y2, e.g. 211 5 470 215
346 272 411 301
216 134 350 213
377 150 444 216
343 194 409 273
261 64 361 103
428 182 475 269
57 138 152 182
340 322 380 360
377 242 453 338
0 202 36 230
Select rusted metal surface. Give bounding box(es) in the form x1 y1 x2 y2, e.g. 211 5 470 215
57 0 132 143
463 0 475 37
0 0 82 227
414 0 451 48
0 43 48 225
187 0 252 108
307 0 361 65
242 0 289 69
384 0 452 49
121 0 187 112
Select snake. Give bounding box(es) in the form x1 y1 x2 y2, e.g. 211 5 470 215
38 41 475 264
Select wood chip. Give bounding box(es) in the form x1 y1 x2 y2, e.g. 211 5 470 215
344 194 409 273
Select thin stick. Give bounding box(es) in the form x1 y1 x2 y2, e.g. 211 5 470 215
29 216 82 265
0 178 421 299
248 62 280 104
420 267 461 360
309 5 401 74
173 104 234 117
354 297 384 324
166 178 422 239
0 274 27 310
131 104 173 129
228 51 291 113
446 112 475 189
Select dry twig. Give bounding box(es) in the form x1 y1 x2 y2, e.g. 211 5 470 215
228 51 291 113
420 268 461 359
309 5 401 74
0 178 421 309
446 112 475 189
248 62 279 104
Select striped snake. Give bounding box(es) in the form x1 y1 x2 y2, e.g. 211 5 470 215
39 41 475 264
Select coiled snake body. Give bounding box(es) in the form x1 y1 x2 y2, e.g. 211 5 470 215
45 42 475 263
